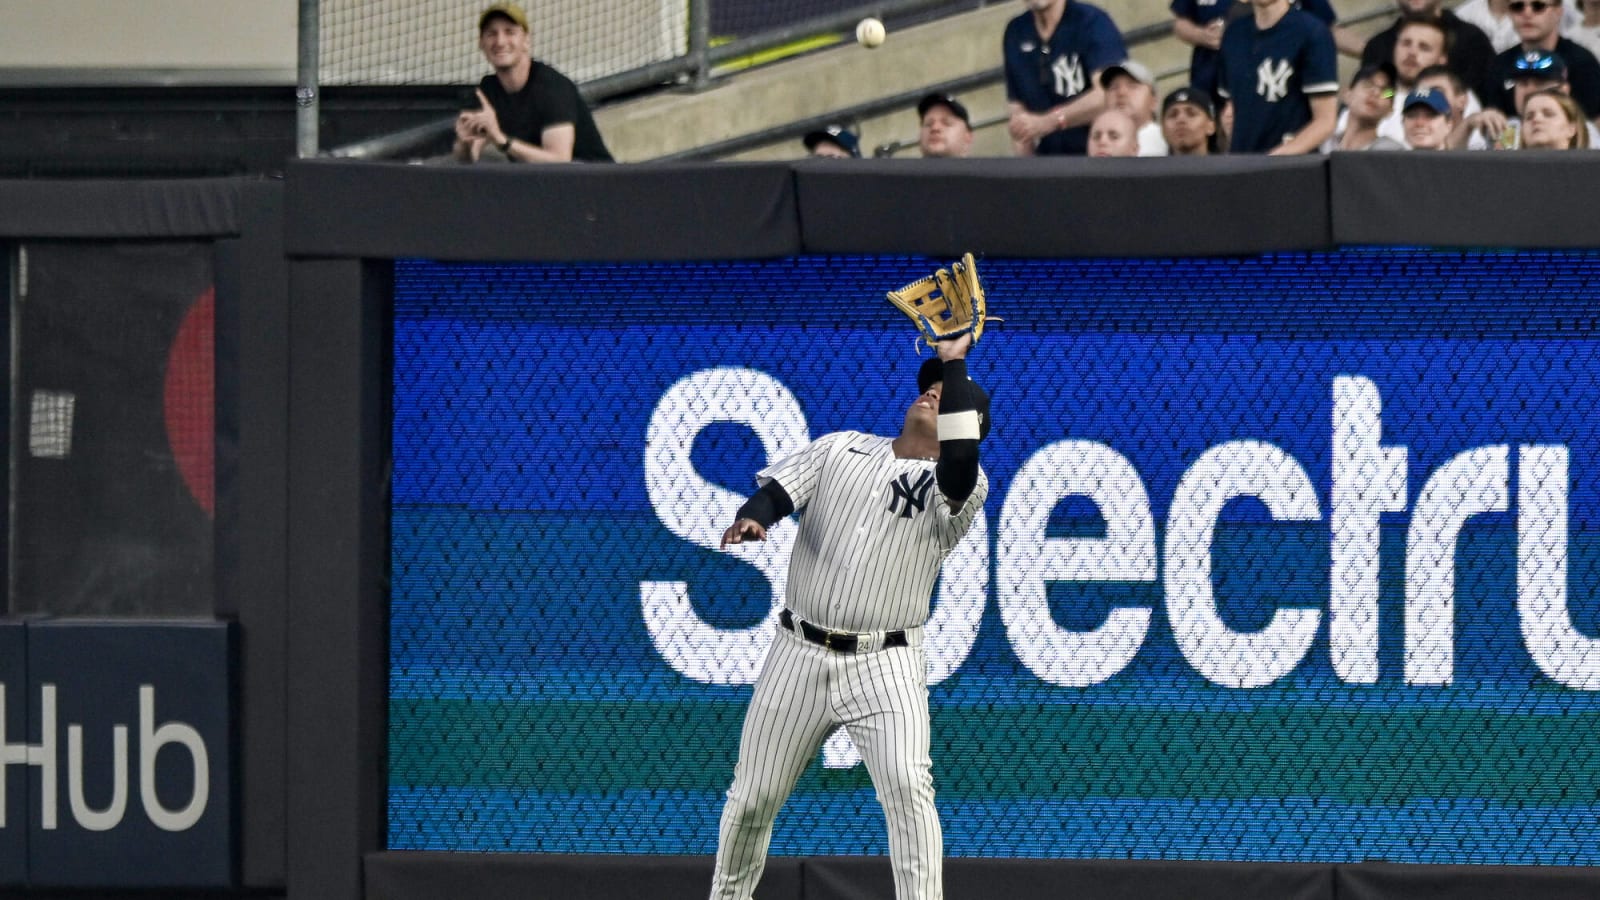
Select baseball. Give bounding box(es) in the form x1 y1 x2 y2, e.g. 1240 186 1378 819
856 17 886 48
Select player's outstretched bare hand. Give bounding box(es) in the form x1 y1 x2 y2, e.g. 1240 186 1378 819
721 518 768 548
937 332 972 362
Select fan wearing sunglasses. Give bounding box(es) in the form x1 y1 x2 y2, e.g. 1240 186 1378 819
1454 0 1581 53
1492 0 1600 118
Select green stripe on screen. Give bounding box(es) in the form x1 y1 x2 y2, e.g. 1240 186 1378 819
390 698 1600 803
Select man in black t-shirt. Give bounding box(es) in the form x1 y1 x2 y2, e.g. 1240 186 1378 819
1488 0 1600 118
1360 0 1500 105
454 2 614 163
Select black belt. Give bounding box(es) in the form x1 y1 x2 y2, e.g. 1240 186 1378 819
780 608 907 654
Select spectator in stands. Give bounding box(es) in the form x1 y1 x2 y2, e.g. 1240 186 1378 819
1462 51 1600 144
454 2 613 163
1217 0 1339 153
1458 0 1584 51
1326 63 1406 150
1520 87 1591 144
803 125 862 158
917 93 976 158
1456 0 1580 49
1400 87 1456 147
1455 0 1518 50
1392 15 1453 94
1004 0 1127 155
1570 0 1600 57
1491 0 1600 117
1369 22 1475 145
1360 0 1499 103
1160 87 1219 155
1087 109 1142 156
1100 60 1169 155
1171 0 1348 104
1409 65 1487 145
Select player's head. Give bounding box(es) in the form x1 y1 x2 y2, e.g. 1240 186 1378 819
914 357 991 441
803 125 862 158
478 2 532 68
917 93 974 158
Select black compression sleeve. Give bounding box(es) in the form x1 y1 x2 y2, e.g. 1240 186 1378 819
735 480 795 528
935 358 981 505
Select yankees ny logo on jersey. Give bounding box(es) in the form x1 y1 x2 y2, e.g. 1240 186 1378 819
1257 58 1294 101
887 470 934 518
1052 53 1087 98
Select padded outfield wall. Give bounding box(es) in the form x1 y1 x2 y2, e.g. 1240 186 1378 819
4 157 1600 900
283 155 1600 900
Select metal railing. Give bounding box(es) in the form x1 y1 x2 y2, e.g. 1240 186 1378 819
323 0 977 161
325 1 1401 163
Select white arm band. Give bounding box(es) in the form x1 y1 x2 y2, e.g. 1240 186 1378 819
937 410 981 442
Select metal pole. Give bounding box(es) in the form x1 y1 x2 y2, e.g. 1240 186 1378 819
689 0 711 90
296 0 320 158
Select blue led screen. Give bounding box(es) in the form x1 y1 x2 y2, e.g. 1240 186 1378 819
390 250 1600 863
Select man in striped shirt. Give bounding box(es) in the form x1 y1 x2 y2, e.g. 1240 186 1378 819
709 333 991 900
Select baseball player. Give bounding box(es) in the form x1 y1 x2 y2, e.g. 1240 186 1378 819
709 333 991 900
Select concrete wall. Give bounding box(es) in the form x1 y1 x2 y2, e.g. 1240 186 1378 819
0 0 298 84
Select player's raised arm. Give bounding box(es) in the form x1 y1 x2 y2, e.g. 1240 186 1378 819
719 481 794 548
931 334 986 511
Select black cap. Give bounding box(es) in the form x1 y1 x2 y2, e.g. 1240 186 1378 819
1161 86 1216 120
917 357 991 441
1349 61 1398 89
802 124 861 157
917 93 971 126
1511 49 1569 82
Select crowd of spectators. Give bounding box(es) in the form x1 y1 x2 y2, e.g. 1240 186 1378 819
453 0 1600 165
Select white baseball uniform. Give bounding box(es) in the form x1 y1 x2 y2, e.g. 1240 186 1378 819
709 429 989 900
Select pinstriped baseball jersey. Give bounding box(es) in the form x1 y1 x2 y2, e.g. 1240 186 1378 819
758 430 989 633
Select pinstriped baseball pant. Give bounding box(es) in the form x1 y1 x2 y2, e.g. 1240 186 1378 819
709 621 941 900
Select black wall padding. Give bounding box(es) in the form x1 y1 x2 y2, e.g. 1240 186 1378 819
1330 152 1600 249
0 178 243 238
284 160 802 261
1337 863 1600 900
364 852 802 900
813 857 1335 900
792 156 1330 258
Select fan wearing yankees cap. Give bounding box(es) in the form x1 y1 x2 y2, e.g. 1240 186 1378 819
1101 60 1170 155
802 124 863 158
1161 87 1221 154
916 93 976 158
1400 86 1457 147
709 331 991 900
